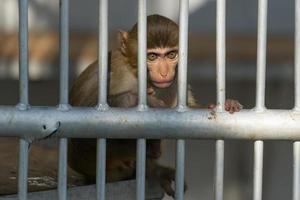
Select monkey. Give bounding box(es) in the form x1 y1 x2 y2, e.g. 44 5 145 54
68 14 242 197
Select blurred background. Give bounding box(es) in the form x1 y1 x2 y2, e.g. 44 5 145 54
0 0 295 199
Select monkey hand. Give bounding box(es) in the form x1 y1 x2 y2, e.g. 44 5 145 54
208 99 243 114
147 162 187 197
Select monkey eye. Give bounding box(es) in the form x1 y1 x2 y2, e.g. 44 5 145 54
147 53 158 61
166 51 178 59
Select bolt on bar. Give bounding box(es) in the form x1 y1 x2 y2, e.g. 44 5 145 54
58 0 70 199
18 0 29 200
215 0 226 199
96 0 109 199
253 0 268 199
176 0 189 199
136 0 147 200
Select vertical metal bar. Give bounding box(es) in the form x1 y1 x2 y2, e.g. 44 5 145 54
294 142 300 200
98 0 108 107
96 0 108 199
294 1 300 199
215 140 224 200
216 0 226 112
175 1 189 199
18 139 29 200
253 140 264 200
215 0 226 199
18 0 29 199
58 0 69 199
253 1 267 199
18 0 29 107
58 138 68 200
256 0 268 111
175 139 185 200
136 139 146 200
97 138 106 200
137 0 147 108
177 0 189 108
295 0 300 110
136 1 147 199
96 0 108 198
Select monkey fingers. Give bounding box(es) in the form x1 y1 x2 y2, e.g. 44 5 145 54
225 99 243 114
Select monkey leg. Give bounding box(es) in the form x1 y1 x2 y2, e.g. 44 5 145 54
146 159 187 197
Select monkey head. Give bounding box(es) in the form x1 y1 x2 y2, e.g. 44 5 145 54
118 14 179 89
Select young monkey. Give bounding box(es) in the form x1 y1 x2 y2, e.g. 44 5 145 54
68 14 242 197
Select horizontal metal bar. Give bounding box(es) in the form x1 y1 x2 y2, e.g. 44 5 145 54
1 107 300 139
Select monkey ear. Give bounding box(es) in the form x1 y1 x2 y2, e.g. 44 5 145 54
118 30 129 55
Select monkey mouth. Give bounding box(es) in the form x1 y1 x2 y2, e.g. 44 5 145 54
152 80 174 88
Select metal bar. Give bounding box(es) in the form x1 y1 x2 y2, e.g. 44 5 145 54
96 138 106 200
96 0 108 199
136 139 146 200
216 0 226 112
136 0 147 199
256 0 268 111
137 0 147 108
98 0 108 107
3 108 300 139
253 140 264 200
295 0 300 110
59 0 69 106
177 0 189 108
18 0 29 107
58 0 69 199
18 0 29 199
58 138 68 200
294 141 300 200
18 139 29 200
215 0 226 199
215 140 224 200
175 139 185 200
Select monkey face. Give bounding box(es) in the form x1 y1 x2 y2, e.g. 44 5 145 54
147 47 178 88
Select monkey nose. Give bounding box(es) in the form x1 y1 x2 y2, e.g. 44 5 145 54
160 73 168 78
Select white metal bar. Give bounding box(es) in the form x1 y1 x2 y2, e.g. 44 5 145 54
137 0 147 108
294 141 300 200
295 0 300 110
178 0 189 108
216 0 226 112
2 108 300 139
175 139 185 200
136 0 147 200
96 0 108 199
215 140 224 200
253 140 264 200
256 0 268 111
215 0 226 199
18 139 29 200
98 0 109 107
